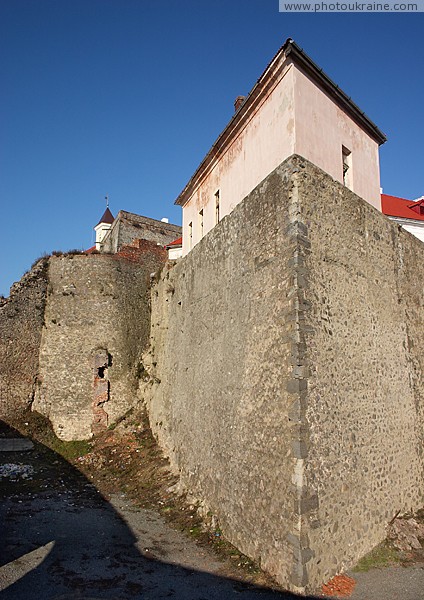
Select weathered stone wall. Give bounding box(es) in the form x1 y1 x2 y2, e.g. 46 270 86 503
142 155 424 594
0 258 49 417
399 231 424 479
33 243 166 440
102 211 181 253
294 158 424 589
1 155 422 592
141 163 306 589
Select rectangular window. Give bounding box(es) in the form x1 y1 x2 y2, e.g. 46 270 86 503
342 146 352 190
215 190 220 225
199 209 204 238
188 222 193 249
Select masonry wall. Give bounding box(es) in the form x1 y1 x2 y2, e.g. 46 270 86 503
143 156 424 594
33 244 166 440
399 231 424 476
292 158 424 589
141 163 307 589
102 211 181 253
0 258 49 417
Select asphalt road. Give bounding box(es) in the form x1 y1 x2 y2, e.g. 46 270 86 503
0 429 315 600
1 426 424 600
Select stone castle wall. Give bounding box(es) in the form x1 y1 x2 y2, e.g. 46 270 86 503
295 158 424 589
102 211 181 253
0 258 49 417
1 155 422 592
0 226 175 437
33 243 166 440
141 161 313 589
141 156 424 593
397 230 424 475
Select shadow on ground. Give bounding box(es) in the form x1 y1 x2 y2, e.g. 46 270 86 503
0 420 321 600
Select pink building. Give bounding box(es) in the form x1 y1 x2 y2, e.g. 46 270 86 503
175 39 386 256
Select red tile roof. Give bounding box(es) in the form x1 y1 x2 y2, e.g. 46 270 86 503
95 207 115 227
381 194 424 222
166 237 182 248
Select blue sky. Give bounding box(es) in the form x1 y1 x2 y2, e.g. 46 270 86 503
1 0 423 295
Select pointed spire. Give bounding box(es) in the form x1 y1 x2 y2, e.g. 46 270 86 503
96 207 114 227
96 195 114 227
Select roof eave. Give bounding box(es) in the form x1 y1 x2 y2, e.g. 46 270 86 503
285 41 387 146
174 40 292 208
386 214 424 224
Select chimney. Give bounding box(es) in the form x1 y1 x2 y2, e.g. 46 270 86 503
234 96 246 112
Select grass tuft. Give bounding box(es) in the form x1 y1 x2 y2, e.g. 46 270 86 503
353 542 400 572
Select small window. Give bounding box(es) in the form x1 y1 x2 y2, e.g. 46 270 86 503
199 209 204 238
188 222 193 249
215 190 220 224
342 146 352 189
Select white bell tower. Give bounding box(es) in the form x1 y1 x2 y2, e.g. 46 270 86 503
94 195 114 250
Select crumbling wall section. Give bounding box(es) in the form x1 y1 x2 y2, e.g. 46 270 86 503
33 243 166 440
0 258 49 418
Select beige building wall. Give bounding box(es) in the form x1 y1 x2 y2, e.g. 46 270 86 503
293 67 381 210
179 45 383 256
181 63 296 255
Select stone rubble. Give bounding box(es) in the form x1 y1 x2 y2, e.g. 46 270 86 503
388 518 424 552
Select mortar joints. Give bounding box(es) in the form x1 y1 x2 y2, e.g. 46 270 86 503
286 170 316 592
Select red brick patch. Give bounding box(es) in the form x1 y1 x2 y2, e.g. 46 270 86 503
116 238 167 263
321 574 356 598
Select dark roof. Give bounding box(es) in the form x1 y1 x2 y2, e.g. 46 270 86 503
175 38 386 207
96 207 115 227
285 40 386 145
